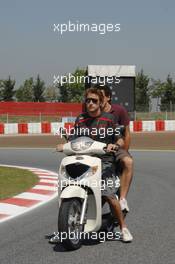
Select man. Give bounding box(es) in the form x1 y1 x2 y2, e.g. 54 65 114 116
94 84 133 213
56 87 133 242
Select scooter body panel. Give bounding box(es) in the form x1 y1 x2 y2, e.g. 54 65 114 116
58 155 103 232
60 185 86 199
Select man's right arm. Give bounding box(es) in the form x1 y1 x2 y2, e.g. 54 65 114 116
56 115 81 151
68 116 80 141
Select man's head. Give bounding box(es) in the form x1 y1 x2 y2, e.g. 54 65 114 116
85 88 103 116
91 84 112 108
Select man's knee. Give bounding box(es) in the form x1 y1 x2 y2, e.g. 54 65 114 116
122 156 133 169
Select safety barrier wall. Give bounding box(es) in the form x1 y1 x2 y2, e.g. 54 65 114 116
0 120 175 135
0 102 82 115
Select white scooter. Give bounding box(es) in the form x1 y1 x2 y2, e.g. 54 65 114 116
57 136 121 250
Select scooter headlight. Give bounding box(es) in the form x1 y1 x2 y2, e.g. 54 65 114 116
71 141 93 151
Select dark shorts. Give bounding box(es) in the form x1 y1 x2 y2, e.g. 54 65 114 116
101 161 120 198
114 148 132 163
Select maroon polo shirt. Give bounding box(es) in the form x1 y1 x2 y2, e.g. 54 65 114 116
110 104 130 126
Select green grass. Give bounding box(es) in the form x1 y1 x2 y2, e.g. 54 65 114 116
0 115 62 123
0 166 39 200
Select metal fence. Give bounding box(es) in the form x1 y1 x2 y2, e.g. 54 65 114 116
0 104 175 123
0 112 79 123
1 111 175 123
133 111 175 121
133 104 175 121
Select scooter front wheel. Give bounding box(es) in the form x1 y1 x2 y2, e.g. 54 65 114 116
58 198 83 250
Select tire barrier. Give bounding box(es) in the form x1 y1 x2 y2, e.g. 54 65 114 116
155 120 165 131
41 122 51 133
18 123 28 134
0 123 4 134
0 120 175 135
133 121 142 132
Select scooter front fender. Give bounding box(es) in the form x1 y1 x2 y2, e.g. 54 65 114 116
60 186 86 199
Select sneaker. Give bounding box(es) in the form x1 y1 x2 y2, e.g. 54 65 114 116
121 227 133 242
120 198 129 212
49 232 60 244
45 231 58 239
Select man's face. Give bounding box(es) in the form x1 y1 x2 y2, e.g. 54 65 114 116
85 92 101 114
100 90 111 109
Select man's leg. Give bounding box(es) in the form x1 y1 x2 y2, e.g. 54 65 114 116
115 150 133 212
101 160 133 241
105 195 133 242
105 196 125 229
120 156 133 200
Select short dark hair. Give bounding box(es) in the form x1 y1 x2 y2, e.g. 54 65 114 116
85 87 104 104
91 83 112 102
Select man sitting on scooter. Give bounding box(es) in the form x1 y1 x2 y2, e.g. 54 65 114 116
56 87 133 242
95 83 133 214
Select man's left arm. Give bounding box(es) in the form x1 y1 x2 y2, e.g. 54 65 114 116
124 125 131 151
106 137 125 152
118 106 131 151
106 119 125 152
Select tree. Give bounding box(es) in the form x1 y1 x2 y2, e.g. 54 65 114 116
0 80 3 100
135 69 150 111
57 68 86 102
15 78 34 101
150 75 175 111
43 86 59 102
161 75 175 109
149 78 164 98
57 81 69 102
33 75 45 102
1 76 15 101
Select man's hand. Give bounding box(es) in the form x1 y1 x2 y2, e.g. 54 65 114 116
106 144 119 153
56 144 64 152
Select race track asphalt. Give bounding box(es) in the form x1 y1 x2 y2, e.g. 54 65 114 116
0 131 175 150
0 149 175 264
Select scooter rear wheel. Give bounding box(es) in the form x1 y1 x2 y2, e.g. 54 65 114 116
58 198 83 250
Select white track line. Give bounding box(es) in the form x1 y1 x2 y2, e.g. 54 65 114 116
0 164 58 224
38 175 58 179
33 185 57 191
15 192 51 201
0 203 27 215
39 179 58 184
